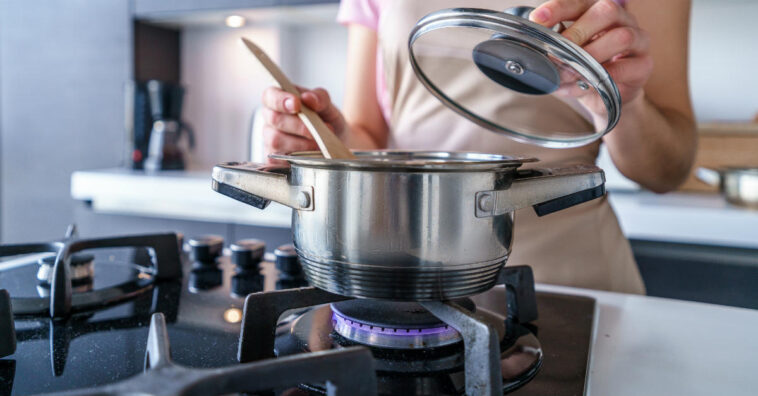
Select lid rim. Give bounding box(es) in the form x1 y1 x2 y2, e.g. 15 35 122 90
269 150 538 171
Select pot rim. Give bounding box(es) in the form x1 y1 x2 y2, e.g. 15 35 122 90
269 149 538 171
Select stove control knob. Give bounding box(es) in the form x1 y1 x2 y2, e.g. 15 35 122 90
187 235 224 263
230 239 266 271
275 244 302 278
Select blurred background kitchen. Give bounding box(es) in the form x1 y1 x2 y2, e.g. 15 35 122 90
0 0 756 307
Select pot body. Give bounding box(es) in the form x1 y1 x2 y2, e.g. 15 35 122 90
289 164 516 300
212 150 605 301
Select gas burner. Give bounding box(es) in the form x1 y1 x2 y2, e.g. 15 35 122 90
36 253 95 295
280 301 540 395
330 299 476 349
0 225 182 318
237 266 548 396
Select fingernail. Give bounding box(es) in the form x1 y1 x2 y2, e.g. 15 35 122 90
284 98 295 112
531 8 550 24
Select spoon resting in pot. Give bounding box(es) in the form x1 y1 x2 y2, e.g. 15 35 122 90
241 37 356 160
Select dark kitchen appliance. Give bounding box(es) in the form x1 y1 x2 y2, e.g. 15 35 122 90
125 80 194 170
0 228 595 396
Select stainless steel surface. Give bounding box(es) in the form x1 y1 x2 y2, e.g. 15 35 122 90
696 167 758 209
211 162 313 210
212 150 605 301
475 164 604 217
407 8 621 148
421 300 504 396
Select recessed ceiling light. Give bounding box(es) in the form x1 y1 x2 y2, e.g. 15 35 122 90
225 15 246 28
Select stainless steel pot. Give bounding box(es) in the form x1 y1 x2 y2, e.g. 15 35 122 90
696 167 758 209
212 150 605 301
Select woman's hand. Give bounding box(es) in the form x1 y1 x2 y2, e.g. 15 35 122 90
261 86 347 159
532 0 696 193
530 0 652 106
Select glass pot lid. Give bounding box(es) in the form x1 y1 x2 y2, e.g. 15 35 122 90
408 7 621 148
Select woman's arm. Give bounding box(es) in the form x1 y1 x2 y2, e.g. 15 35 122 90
532 0 696 193
606 0 696 192
342 25 389 149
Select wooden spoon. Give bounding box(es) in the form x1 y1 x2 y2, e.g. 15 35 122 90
241 37 356 160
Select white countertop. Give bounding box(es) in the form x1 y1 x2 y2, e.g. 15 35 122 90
70 168 292 228
538 283 758 396
71 168 758 248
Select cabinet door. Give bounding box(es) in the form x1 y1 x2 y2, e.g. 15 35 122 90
0 1 131 242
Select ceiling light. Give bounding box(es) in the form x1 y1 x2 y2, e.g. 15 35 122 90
225 15 246 28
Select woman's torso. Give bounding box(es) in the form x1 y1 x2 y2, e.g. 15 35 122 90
373 0 645 294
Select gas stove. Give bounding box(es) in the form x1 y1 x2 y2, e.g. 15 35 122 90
0 228 595 395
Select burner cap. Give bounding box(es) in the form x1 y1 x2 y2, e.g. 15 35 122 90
330 299 475 350
37 253 95 286
39 253 94 267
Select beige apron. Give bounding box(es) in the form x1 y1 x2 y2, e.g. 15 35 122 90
376 0 645 294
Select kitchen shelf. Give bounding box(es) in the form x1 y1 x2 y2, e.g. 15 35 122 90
71 168 758 248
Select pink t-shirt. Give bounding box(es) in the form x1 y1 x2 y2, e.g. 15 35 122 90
336 0 392 123
336 0 628 123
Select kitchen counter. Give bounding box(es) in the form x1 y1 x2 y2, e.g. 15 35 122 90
70 168 291 228
538 283 758 396
71 168 758 248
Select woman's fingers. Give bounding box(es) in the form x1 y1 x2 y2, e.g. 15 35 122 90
561 0 637 45
263 125 319 153
261 85 346 155
300 87 330 112
262 86 300 114
301 87 346 136
604 55 654 88
530 0 597 26
262 108 314 139
583 26 649 63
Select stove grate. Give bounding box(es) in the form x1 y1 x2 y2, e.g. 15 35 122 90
42 312 378 396
0 289 15 358
0 225 182 318
237 266 539 396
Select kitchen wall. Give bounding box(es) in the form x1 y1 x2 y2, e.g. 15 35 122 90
689 0 758 122
179 13 346 169
0 0 132 243
180 25 283 169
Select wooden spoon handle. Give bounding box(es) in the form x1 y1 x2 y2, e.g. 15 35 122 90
241 37 355 160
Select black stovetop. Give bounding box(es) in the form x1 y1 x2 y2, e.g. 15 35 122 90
0 239 594 396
